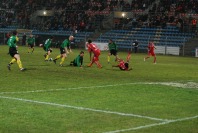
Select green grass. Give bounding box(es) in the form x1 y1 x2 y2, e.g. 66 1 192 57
0 45 198 133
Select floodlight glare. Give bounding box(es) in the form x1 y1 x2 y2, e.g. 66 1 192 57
43 11 47 15
122 13 125 17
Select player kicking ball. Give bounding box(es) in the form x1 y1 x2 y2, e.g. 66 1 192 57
112 52 132 71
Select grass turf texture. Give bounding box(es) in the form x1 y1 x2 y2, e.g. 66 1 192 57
0 45 198 133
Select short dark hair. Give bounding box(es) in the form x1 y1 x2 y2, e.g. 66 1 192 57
88 39 92 43
80 51 84 54
13 30 17 35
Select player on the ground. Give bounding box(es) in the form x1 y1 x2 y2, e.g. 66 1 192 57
86 39 102 68
7 30 26 71
112 52 132 71
144 40 157 64
43 36 54 61
27 34 35 53
107 39 118 63
53 35 74 66
70 51 84 68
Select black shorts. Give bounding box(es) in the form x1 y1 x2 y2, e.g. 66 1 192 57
43 46 52 52
9 47 18 57
110 49 117 56
70 61 77 66
29 44 34 48
60 47 66 54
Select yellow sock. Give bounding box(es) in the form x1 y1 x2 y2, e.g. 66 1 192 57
17 59 23 69
60 57 65 65
107 56 110 62
10 58 17 64
55 55 61 60
45 55 49 60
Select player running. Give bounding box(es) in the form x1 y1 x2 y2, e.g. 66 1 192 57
107 39 118 63
144 40 157 64
7 30 26 71
86 39 102 68
27 34 35 53
53 35 74 66
43 36 54 61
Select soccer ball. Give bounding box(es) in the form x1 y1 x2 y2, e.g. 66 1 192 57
49 58 53 61
39 44 43 47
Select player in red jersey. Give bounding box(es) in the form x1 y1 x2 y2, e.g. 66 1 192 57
112 52 132 71
144 41 157 64
86 39 102 68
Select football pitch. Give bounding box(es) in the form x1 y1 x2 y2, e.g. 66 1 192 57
0 45 198 133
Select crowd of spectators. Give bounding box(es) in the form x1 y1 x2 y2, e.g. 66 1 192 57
0 0 198 33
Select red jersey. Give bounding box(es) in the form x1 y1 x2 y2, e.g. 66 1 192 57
148 42 155 52
118 60 129 71
87 43 100 55
148 42 156 56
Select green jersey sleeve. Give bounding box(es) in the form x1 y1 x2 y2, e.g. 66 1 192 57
7 36 17 48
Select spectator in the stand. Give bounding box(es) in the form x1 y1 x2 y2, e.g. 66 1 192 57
192 18 197 32
22 33 26 46
79 20 86 31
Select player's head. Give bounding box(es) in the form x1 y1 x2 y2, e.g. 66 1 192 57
87 39 92 44
69 35 74 41
13 30 18 36
30 34 33 37
109 39 113 43
50 36 54 40
124 62 129 69
80 51 84 56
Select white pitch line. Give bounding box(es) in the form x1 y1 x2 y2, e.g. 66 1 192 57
103 115 198 133
0 82 197 95
0 83 135 94
0 96 168 122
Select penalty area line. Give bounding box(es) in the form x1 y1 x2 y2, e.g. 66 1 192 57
0 95 168 122
103 115 198 133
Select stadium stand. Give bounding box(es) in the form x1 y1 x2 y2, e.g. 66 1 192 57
0 0 197 55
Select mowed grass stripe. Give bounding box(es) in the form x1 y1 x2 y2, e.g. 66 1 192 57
1 81 197 94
